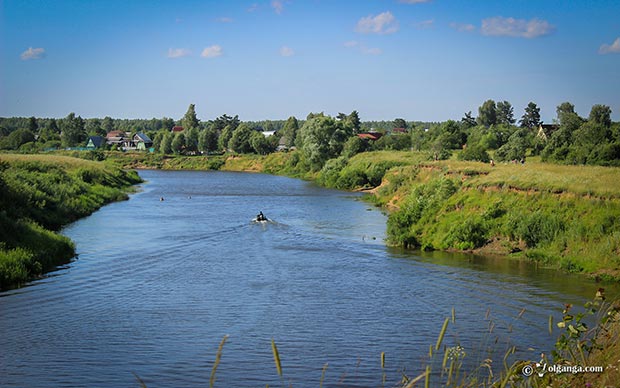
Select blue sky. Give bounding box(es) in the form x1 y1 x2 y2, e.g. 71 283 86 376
1 0 619 122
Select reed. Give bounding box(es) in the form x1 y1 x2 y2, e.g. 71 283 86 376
210 335 229 388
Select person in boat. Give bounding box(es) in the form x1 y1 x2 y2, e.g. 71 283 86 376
256 211 266 221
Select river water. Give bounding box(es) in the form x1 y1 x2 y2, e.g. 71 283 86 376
0 170 610 387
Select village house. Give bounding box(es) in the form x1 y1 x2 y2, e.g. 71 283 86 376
171 126 184 133
86 135 105 149
357 132 383 141
133 133 153 150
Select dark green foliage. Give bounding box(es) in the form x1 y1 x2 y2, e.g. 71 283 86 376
496 100 515 125
228 124 254 154
0 129 36 150
342 136 367 158
182 103 200 130
477 100 497 127
519 102 541 129
458 144 490 163
495 128 531 162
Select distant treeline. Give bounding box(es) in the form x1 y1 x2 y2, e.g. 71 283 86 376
1 100 618 166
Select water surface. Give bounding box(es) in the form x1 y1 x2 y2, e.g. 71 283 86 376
0 170 608 387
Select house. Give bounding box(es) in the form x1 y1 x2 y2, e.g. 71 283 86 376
86 136 105 149
536 124 560 141
133 133 153 150
391 127 408 134
262 130 277 137
171 126 184 133
357 132 383 141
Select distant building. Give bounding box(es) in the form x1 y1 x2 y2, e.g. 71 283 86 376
171 126 184 133
86 136 105 149
133 133 153 150
357 132 383 141
261 130 277 137
391 127 408 134
536 124 560 141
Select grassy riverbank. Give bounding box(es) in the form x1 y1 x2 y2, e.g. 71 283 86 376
0 154 142 290
89 150 620 280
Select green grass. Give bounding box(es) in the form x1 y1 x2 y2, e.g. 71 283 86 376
0 153 142 289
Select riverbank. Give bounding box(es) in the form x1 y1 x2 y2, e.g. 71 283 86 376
99 150 620 281
0 154 142 290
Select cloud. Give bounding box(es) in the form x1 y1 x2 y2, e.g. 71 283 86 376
398 0 432 3
271 0 283 14
201 45 223 58
247 3 259 12
20 47 46 60
217 17 233 23
355 11 399 35
481 16 554 38
450 22 476 33
599 37 620 54
344 41 382 55
280 46 294 57
167 48 191 58
414 19 434 29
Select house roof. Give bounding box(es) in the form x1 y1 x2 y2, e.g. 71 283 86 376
392 127 408 133
171 126 184 132
134 133 152 143
358 133 382 141
87 136 105 147
106 130 124 139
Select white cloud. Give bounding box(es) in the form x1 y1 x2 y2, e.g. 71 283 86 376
355 11 399 35
271 0 283 14
414 19 434 29
450 22 476 33
217 17 233 23
481 16 554 38
344 41 382 55
361 46 382 55
201 45 223 58
398 0 432 3
599 37 620 54
247 3 259 12
280 46 294 57
20 47 46 60
167 48 191 58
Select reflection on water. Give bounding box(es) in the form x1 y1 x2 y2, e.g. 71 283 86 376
0 170 613 387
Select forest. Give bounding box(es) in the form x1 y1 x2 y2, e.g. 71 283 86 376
1 100 619 168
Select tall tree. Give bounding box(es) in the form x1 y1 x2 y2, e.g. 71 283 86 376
199 128 219 153
519 102 541 129
496 101 515 125
228 124 254 153
297 116 352 170
556 102 576 125
159 132 173 154
477 100 497 127
588 104 612 128
161 117 175 131
61 113 86 147
28 116 38 133
102 116 114 133
218 125 234 151
347 110 361 132
393 118 407 130
279 116 299 148
172 132 186 154
461 111 477 129
181 103 200 130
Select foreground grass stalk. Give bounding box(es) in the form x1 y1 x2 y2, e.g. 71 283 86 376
209 335 229 388
271 338 282 377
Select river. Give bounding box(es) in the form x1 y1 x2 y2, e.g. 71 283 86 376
0 170 609 387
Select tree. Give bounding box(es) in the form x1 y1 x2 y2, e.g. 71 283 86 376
199 128 219 153
495 128 531 162
185 127 199 153
212 114 240 132
347 110 361 132
477 100 497 127
182 103 200 130
393 118 407 130
0 129 35 150
279 116 299 148
218 125 234 151
297 116 352 170
61 113 86 147
556 102 576 125
28 116 38 133
228 124 254 153
461 112 477 129
519 102 541 129
342 136 367 158
171 132 186 154
496 101 515 125
161 117 175 131
458 144 490 163
159 132 173 154
588 104 612 128
249 131 274 155
102 116 114 133
86 118 105 136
